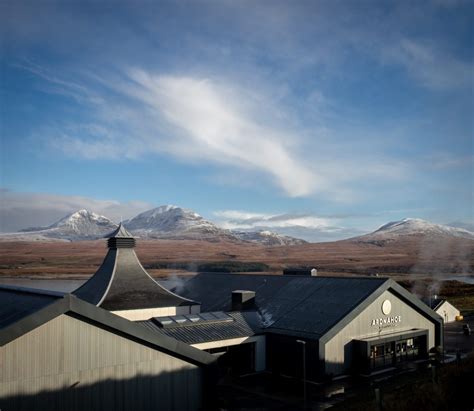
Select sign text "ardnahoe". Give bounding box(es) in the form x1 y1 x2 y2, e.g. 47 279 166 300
371 315 401 327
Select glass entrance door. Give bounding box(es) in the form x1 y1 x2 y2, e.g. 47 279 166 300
369 335 427 370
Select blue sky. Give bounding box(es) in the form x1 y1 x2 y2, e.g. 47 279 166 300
1 0 473 240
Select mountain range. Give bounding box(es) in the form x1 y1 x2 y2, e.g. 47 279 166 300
3 207 473 245
8 206 307 245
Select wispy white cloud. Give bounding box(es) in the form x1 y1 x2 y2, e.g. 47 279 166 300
0 189 153 232
383 38 473 90
31 65 411 202
423 153 474 170
214 209 336 230
212 208 368 241
213 210 271 221
123 71 319 197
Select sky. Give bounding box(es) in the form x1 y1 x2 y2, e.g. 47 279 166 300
0 0 473 241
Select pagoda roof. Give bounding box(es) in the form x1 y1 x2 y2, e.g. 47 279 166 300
73 225 198 311
107 224 134 238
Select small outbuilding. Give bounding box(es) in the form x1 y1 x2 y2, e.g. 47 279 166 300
424 298 461 323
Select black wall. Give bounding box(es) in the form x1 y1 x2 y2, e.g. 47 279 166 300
266 334 322 382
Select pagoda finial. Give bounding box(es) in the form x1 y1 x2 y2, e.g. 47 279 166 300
106 224 135 248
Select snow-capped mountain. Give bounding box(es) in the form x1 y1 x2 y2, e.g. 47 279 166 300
233 230 308 246
18 209 118 240
124 206 308 245
448 221 474 233
124 205 237 241
2 205 308 245
353 218 474 244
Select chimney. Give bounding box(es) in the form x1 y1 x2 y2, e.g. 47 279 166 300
232 290 256 311
283 267 318 276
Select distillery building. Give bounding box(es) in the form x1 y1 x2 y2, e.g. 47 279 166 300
72 225 443 379
176 272 444 378
0 225 217 411
0 224 446 410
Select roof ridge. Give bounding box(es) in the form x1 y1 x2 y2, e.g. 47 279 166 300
0 284 64 298
198 272 389 280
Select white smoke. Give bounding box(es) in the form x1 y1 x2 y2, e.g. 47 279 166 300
258 308 275 328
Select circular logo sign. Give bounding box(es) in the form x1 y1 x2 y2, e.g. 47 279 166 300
382 299 392 315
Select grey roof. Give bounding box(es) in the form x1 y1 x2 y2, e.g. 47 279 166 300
73 229 197 310
422 298 445 310
138 311 261 345
0 285 216 367
0 285 64 330
106 223 134 238
179 273 442 340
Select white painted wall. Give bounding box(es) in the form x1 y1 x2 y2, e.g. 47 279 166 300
192 335 266 372
436 301 460 323
112 304 199 321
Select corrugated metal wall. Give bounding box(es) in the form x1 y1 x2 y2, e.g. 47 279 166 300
324 290 436 375
0 314 203 410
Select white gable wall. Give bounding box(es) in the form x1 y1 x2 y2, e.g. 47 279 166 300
436 301 460 323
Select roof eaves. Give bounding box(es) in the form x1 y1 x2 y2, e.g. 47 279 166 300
0 292 216 367
318 278 392 345
0 295 70 347
433 300 446 311
388 281 444 324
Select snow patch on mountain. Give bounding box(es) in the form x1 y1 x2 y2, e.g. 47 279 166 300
124 206 236 240
233 230 308 246
16 209 117 240
2 205 310 245
354 218 474 244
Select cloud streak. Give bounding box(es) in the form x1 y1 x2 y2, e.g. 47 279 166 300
211 209 368 242
125 71 318 196
384 38 473 90
0 189 153 232
214 209 336 231
30 65 411 202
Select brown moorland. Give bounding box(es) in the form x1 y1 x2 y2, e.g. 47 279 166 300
0 235 472 279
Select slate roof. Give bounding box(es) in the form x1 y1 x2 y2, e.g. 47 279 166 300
179 273 390 339
73 224 198 310
0 285 63 330
107 224 134 238
421 298 445 311
137 311 261 345
0 285 216 367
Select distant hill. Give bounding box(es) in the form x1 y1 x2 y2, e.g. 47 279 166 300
448 221 474 233
350 218 474 246
233 230 307 246
123 205 237 241
2 206 306 246
17 209 118 241
5 210 471 249
124 206 306 245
